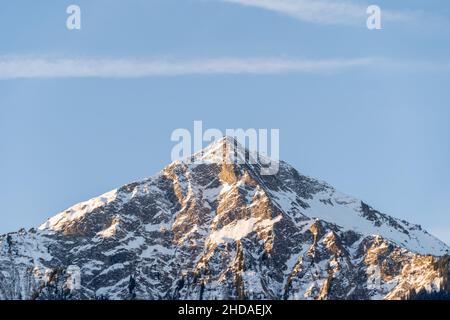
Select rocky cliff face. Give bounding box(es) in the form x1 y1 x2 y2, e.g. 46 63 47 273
0 137 449 300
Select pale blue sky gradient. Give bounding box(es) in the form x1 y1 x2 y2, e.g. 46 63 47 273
0 1 449 244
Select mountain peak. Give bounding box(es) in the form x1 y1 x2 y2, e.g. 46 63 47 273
185 136 278 177
189 136 254 165
2 138 449 300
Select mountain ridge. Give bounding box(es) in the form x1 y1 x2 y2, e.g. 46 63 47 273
1 137 449 300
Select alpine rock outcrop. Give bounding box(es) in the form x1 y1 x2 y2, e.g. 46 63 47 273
0 137 449 300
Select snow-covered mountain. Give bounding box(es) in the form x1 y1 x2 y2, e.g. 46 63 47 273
1 137 449 300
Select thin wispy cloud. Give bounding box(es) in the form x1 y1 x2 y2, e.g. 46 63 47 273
0 56 377 79
222 0 415 26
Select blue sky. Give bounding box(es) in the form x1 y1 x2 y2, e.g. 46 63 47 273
0 0 449 244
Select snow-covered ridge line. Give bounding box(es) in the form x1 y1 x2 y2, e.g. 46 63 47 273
38 189 120 232
37 174 162 233
37 137 448 256
1 137 449 300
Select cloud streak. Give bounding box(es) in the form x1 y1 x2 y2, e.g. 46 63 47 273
0 56 378 79
222 0 415 26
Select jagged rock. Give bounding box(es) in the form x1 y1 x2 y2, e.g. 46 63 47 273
0 137 449 300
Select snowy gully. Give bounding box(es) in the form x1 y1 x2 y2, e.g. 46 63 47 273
178 304 273 318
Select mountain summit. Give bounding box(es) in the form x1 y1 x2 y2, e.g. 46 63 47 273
1 138 449 300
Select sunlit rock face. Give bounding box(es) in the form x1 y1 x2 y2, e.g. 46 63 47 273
0 137 449 300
